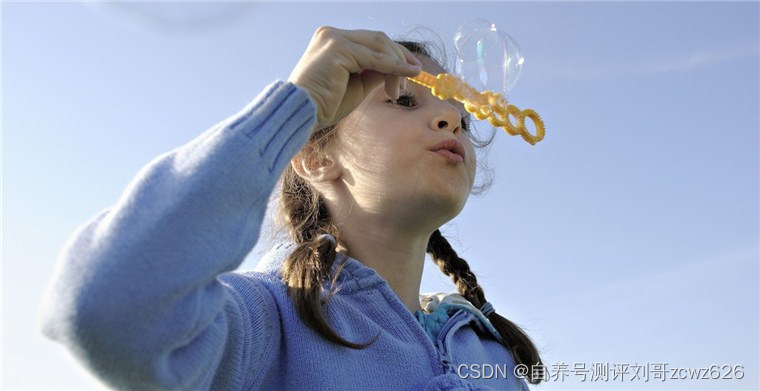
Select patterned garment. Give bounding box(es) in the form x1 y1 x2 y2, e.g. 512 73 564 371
415 292 503 342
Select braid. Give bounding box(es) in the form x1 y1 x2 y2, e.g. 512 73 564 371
427 229 485 307
427 229 545 384
279 160 377 349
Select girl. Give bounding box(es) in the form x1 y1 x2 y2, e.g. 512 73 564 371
40 27 543 390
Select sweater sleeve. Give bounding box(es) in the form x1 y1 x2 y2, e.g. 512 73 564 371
38 80 316 390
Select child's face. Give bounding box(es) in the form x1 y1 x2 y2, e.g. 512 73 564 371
324 55 477 225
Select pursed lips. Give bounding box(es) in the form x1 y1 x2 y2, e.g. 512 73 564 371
429 139 465 160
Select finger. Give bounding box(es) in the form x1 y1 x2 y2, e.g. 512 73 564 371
384 74 400 100
343 40 421 77
330 71 385 126
343 29 418 67
357 70 386 95
396 43 422 68
386 41 408 67
388 46 418 92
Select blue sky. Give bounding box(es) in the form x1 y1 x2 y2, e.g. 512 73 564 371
4 2 758 389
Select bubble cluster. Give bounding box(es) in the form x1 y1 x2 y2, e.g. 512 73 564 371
407 20 544 145
454 18 525 97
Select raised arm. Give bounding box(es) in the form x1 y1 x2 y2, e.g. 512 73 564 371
39 80 315 390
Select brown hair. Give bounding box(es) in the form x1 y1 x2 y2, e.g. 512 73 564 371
274 40 544 384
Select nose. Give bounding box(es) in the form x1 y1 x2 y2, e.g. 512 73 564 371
429 104 462 133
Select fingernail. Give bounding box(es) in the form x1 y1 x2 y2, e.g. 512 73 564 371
400 78 407 90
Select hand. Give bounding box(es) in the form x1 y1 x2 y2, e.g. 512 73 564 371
288 27 422 131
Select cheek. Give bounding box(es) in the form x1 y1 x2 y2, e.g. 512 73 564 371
465 144 477 181
359 118 417 157
464 140 477 164
339 122 415 177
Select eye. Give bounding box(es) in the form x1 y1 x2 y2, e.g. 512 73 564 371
387 92 418 107
461 114 472 132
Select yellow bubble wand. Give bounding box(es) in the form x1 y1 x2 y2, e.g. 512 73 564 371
407 71 545 145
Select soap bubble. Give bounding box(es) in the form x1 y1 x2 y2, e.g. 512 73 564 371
454 18 524 96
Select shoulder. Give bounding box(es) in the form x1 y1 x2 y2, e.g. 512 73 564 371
217 241 295 296
217 269 289 305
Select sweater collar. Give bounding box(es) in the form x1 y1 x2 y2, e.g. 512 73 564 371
253 241 387 293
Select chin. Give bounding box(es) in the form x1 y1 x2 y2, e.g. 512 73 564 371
433 193 469 221
406 177 470 214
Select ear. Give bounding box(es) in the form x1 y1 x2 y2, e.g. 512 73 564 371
290 144 340 183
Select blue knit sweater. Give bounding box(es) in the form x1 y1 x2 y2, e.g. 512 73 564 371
39 80 530 391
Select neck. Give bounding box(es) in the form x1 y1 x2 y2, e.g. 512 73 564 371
330 202 437 315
